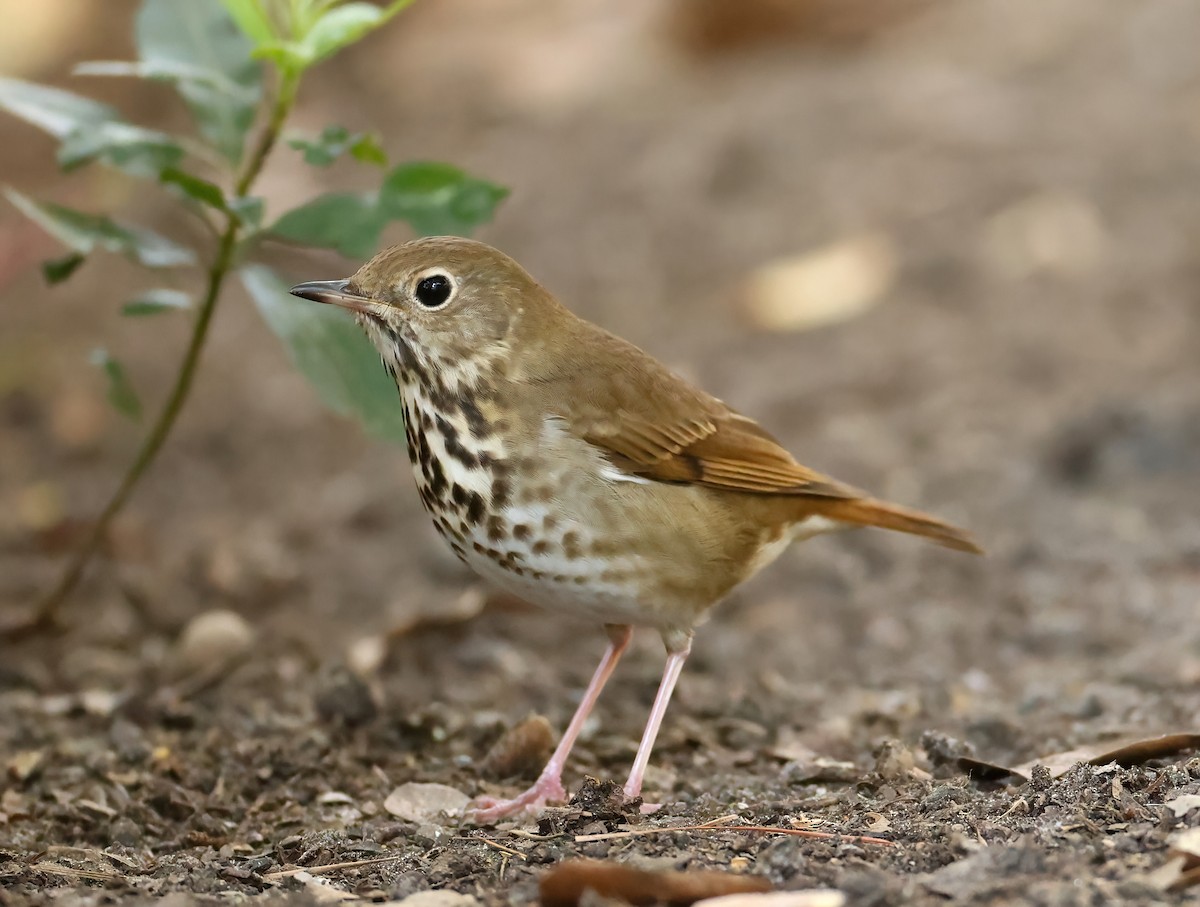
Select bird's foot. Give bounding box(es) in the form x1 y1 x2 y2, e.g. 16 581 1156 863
463 775 568 825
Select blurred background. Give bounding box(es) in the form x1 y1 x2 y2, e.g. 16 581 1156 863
1 0 1198 777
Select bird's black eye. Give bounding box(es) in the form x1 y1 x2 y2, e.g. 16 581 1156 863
414 273 453 308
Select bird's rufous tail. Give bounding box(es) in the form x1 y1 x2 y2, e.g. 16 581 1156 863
812 497 983 554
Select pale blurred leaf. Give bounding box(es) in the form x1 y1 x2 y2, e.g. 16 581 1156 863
4 188 196 270
122 288 192 317
241 265 404 442
0 77 115 139
379 162 509 237
59 122 184 178
268 192 384 258
135 0 262 162
90 349 142 420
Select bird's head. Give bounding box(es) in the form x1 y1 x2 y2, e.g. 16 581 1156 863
290 236 557 388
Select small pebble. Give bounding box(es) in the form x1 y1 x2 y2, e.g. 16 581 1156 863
175 609 255 674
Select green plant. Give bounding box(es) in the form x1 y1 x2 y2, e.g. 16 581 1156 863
0 0 507 634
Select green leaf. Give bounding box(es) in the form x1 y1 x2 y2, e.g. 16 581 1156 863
59 121 184 178
76 59 258 104
300 2 386 63
288 125 387 168
90 349 142 420
268 192 384 258
241 265 404 442
379 162 509 237
42 252 86 284
259 0 416 72
218 0 276 45
135 0 263 163
122 288 192 317
5 188 196 269
349 134 388 167
229 195 265 229
305 0 417 64
0 76 115 139
160 168 227 210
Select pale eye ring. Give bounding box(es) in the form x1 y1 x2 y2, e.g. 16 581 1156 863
413 270 454 309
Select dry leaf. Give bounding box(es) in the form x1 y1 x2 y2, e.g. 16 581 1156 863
1165 794 1200 819
539 859 772 907
958 733 1200 782
1171 827 1200 863
292 871 357 903
7 750 44 784
863 812 891 834
382 783 470 824
1143 828 1200 893
665 0 930 55
480 714 554 781
387 588 489 640
740 234 895 332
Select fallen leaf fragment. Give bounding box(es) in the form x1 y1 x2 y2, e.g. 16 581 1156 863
539 859 771 907
958 733 1200 782
921 848 1020 900
383 782 470 824
740 233 895 332
1172 827 1200 862
387 588 489 640
1165 794 1200 819
292 870 357 903
1143 828 1200 893
7 750 44 783
481 714 554 781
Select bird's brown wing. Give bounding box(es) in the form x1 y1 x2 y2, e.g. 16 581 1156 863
550 329 857 499
540 325 982 554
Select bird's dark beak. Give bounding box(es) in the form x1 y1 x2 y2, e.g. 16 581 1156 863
289 279 375 315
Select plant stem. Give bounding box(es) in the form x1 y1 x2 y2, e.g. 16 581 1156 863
23 72 301 635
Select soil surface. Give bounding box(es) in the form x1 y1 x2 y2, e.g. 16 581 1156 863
2 1 1199 905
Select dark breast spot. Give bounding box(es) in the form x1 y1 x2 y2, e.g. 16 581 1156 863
460 397 488 434
487 515 507 543
562 531 582 559
466 492 486 526
490 476 511 509
436 414 481 469
427 457 447 497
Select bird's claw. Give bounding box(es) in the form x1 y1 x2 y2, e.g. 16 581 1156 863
462 776 568 825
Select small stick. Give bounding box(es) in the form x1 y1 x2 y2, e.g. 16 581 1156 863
31 863 124 883
479 838 527 859
263 855 402 881
574 816 894 847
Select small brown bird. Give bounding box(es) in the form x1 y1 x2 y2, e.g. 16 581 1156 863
291 237 981 823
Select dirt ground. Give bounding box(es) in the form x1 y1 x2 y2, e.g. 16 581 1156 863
2 0 1199 904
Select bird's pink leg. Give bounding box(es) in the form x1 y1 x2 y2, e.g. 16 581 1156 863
464 624 633 824
623 633 693 803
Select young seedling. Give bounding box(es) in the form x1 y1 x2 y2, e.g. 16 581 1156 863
0 0 507 637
